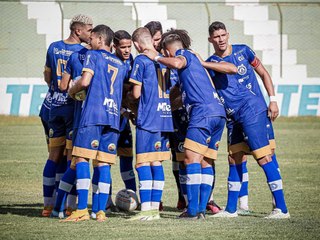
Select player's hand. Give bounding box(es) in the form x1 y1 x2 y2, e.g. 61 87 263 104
268 102 279 122
143 49 159 61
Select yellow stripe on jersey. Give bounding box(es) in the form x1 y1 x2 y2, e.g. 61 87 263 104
228 142 251 155
129 78 142 85
184 138 208 155
251 145 272 160
117 147 133 157
66 139 73 150
49 136 66 148
82 68 94 76
96 151 117 164
72 146 97 160
136 151 171 164
204 148 218 160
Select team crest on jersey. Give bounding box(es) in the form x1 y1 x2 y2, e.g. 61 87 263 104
91 140 99 149
108 143 116 152
237 64 247 76
166 141 170 149
49 129 54 138
154 141 161 151
178 142 184 152
206 137 211 144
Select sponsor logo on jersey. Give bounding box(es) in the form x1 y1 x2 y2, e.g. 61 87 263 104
157 102 171 112
237 64 247 76
103 98 119 114
154 141 161 150
91 140 99 148
49 128 54 137
108 143 116 152
54 47 73 57
133 64 139 76
237 55 245 61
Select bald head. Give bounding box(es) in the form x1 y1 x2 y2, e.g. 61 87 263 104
132 27 153 50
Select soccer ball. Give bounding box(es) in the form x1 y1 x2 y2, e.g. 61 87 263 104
115 189 139 212
75 89 86 101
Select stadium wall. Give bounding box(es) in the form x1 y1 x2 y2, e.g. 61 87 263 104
0 0 319 116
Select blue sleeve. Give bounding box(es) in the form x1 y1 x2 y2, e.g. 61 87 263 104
82 51 96 76
65 53 74 75
129 57 144 85
175 49 192 68
244 45 256 63
205 56 219 78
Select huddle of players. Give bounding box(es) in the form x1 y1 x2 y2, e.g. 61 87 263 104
40 13 290 222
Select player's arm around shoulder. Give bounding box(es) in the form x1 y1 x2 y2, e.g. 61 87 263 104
144 49 187 69
201 56 237 74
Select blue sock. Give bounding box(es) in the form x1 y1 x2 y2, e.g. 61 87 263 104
151 165 165 210
262 161 288 213
43 159 57 206
225 164 242 213
76 162 90 210
98 165 111 212
272 153 280 172
91 167 99 214
120 156 136 192
239 161 249 209
179 167 188 205
55 158 67 191
199 166 213 213
186 163 201 217
54 167 76 212
136 166 152 211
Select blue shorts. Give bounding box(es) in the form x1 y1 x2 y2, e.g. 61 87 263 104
136 127 171 164
48 106 74 149
169 109 189 161
184 116 225 160
117 120 133 157
266 117 276 150
227 110 272 159
72 125 119 164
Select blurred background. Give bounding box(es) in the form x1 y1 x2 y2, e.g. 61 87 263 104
0 0 319 117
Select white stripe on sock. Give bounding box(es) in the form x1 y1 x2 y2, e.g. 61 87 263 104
268 179 283 192
121 170 135 181
228 181 241 191
98 182 111 194
59 180 73 192
153 180 164 190
139 180 153 190
66 194 77 210
55 173 64 182
76 178 90 190
43 176 55 186
242 172 249 182
141 201 152 211
186 174 201 185
151 202 160 210
92 184 99 194
239 195 249 210
201 174 213 185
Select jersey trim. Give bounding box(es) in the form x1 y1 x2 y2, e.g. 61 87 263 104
96 151 117 164
204 148 218 160
184 138 208 155
82 68 94 76
129 78 142 85
136 151 171 163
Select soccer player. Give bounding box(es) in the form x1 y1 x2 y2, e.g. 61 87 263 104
144 21 163 52
41 14 93 217
128 27 173 221
113 30 136 192
63 24 127 222
144 29 236 219
204 21 290 219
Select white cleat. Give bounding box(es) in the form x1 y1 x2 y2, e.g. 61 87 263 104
264 208 290 219
210 210 238 218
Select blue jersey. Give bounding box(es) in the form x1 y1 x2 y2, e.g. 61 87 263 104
206 44 267 119
79 50 127 129
45 40 84 114
39 89 52 121
64 48 88 129
129 55 173 132
175 49 226 121
124 54 134 83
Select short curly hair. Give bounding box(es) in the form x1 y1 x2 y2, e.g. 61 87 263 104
69 14 93 31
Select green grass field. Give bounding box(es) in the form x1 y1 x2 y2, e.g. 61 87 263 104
0 116 319 240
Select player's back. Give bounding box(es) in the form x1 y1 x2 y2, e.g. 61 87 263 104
130 55 173 132
176 49 225 119
46 40 84 112
80 50 127 130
